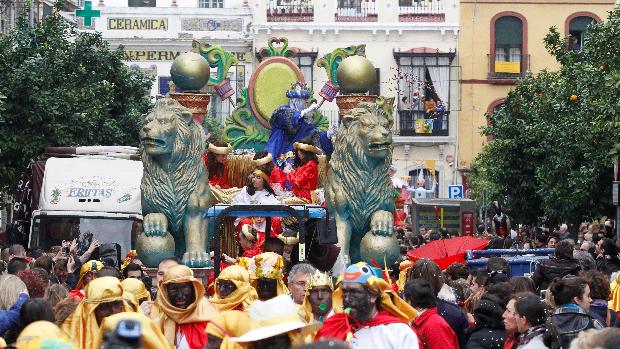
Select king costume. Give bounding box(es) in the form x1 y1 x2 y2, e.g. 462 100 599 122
315 263 420 349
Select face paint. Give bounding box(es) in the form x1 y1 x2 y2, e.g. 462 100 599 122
257 278 278 301
309 285 333 318
167 282 196 309
342 282 374 322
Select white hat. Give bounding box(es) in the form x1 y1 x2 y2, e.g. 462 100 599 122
230 295 320 343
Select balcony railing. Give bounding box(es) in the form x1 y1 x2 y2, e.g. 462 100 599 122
336 2 378 22
399 0 445 22
487 54 530 80
397 110 449 137
267 0 314 22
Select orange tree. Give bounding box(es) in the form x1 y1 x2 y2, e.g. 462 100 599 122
468 9 620 225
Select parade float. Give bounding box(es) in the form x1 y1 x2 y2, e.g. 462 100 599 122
135 38 401 270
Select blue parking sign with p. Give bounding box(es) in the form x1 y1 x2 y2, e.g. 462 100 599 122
448 185 464 199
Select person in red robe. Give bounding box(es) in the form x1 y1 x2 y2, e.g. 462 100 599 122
284 141 320 202
315 262 420 349
235 219 266 259
253 151 286 193
203 140 232 189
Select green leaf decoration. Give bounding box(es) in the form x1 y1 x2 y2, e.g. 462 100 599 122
192 40 238 86
316 45 366 86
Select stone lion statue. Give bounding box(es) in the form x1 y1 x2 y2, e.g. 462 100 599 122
324 101 395 264
139 98 214 267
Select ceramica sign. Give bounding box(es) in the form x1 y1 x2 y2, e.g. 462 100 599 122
108 18 168 30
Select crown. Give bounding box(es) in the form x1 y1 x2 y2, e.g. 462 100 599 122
286 81 310 100
306 270 334 291
253 252 285 280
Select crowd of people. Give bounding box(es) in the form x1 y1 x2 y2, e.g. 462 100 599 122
2 217 620 348
0 218 620 349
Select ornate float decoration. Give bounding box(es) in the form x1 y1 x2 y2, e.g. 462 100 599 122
167 41 238 125
316 44 378 121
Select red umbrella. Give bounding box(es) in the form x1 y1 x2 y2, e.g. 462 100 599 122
407 236 490 270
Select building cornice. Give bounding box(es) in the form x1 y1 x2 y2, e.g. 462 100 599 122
98 6 252 16
105 37 252 49
251 21 460 36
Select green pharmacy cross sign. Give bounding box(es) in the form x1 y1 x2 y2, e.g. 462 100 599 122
76 1 100 27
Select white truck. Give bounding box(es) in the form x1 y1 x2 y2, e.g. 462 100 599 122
26 146 143 258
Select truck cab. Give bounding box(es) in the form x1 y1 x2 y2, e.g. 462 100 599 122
27 147 143 257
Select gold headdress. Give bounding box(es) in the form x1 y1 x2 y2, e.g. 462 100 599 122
120 250 138 271
208 142 232 155
397 260 414 292
299 270 334 323
306 270 333 291
239 252 288 296
293 142 321 155
253 153 273 166
252 169 270 183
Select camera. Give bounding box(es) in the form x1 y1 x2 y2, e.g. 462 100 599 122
100 319 142 349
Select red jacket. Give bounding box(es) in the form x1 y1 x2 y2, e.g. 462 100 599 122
412 307 459 349
286 160 318 202
269 167 287 190
203 154 230 189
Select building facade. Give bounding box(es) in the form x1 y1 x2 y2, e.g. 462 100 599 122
458 0 616 192
250 0 460 198
63 0 253 124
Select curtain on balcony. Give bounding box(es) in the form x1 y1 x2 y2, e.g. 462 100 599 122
426 65 449 104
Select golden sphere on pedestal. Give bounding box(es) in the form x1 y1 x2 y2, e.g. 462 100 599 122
170 52 210 92
336 55 377 94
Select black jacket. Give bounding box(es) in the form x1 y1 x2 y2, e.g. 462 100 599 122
437 299 469 349
531 258 581 291
548 306 604 349
464 326 506 349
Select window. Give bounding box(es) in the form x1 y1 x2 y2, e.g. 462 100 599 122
291 53 317 90
568 16 596 51
128 0 156 7
199 0 223 8
493 16 523 75
395 51 455 136
339 0 361 7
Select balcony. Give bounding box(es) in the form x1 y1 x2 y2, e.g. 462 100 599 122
398 0 445 22
487 54 530 80
397 110 449 137
335 1 378 22
267 0 314 22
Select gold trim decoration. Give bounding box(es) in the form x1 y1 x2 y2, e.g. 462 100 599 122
253 153 273 166
252 169 270 183
208 142 233 155
293 142 321 155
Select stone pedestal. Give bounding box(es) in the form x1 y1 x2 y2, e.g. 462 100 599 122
335 94 377 122
169 92 210 125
